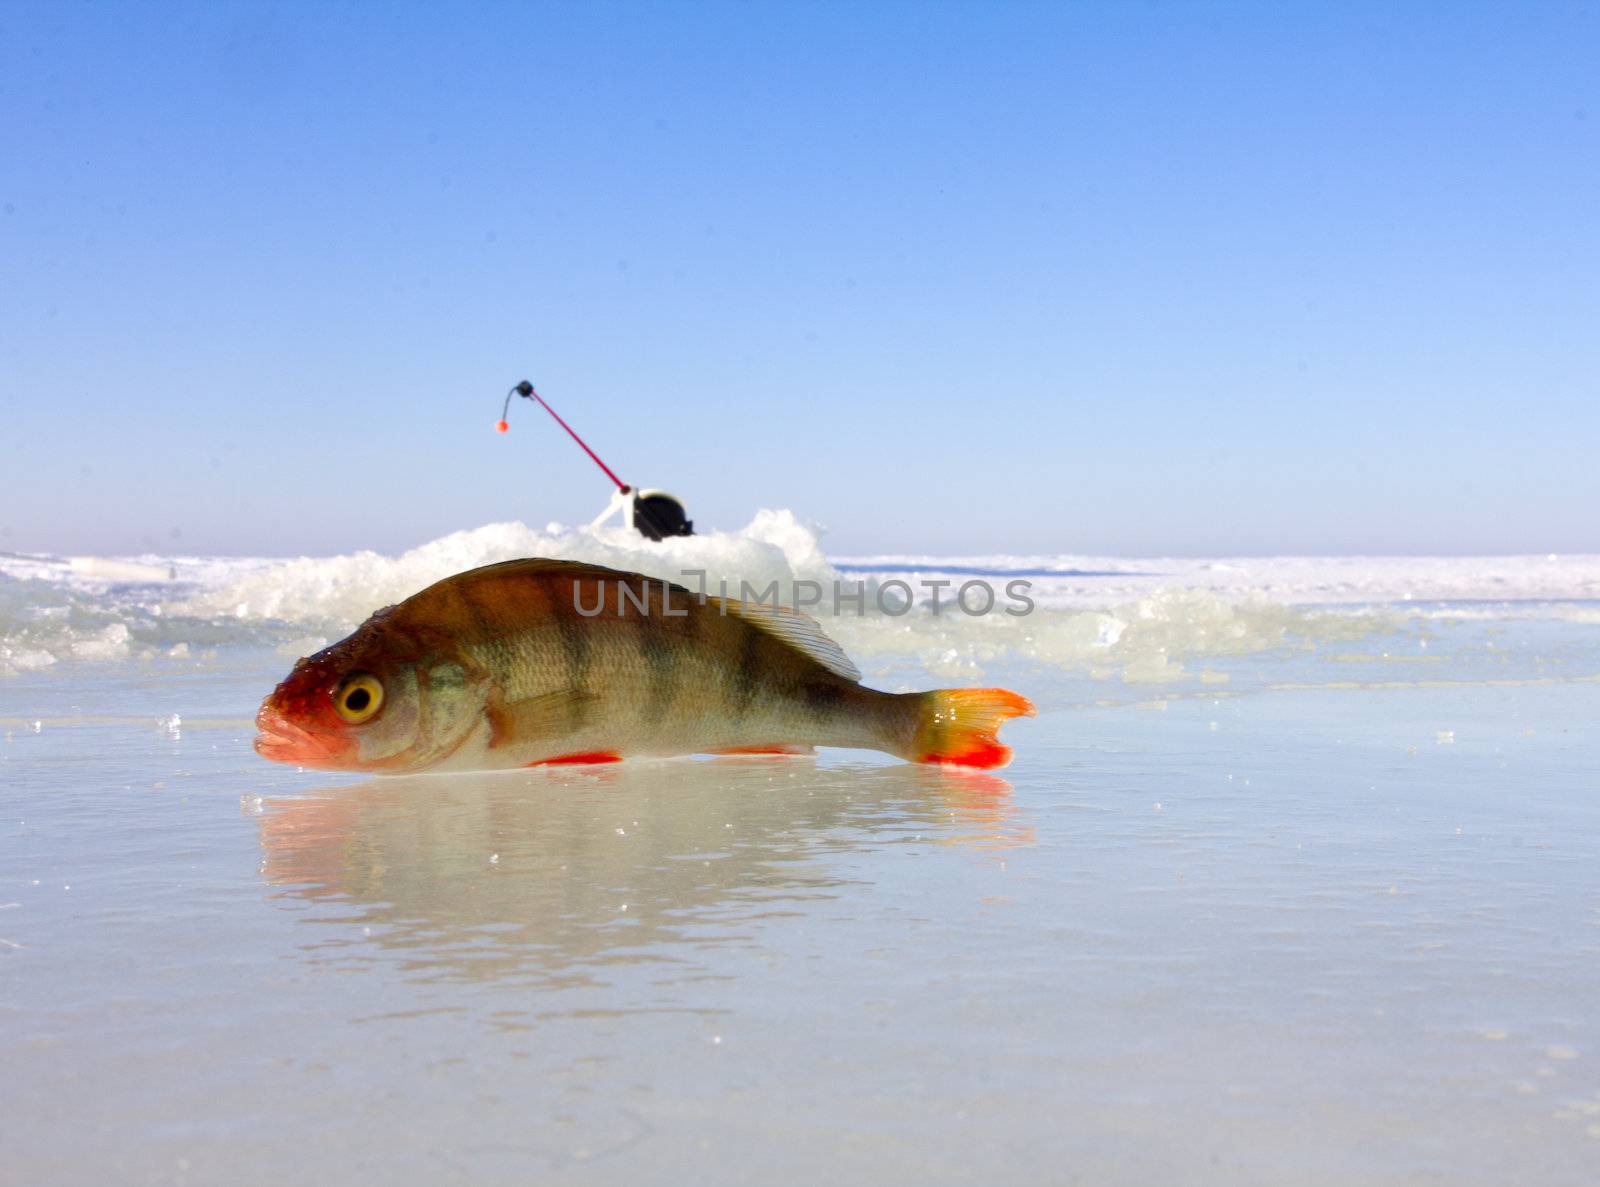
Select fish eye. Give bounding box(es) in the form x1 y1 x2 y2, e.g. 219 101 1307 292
334 674 384 724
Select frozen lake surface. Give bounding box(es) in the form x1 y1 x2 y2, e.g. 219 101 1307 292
3 519 1599 1184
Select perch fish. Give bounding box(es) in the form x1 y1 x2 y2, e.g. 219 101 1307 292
254 559 1033 773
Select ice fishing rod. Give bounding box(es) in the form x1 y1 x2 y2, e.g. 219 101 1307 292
494 379 694 541
497 380 626 491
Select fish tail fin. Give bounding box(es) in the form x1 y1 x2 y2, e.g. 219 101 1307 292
905 688 1035 769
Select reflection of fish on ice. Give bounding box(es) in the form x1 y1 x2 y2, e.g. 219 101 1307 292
255 763 1033 985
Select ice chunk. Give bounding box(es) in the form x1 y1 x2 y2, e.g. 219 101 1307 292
71 623 131 661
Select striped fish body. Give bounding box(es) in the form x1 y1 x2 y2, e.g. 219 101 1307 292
254 559 1033 774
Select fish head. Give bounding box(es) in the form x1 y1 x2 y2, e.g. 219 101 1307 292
254 611 490 773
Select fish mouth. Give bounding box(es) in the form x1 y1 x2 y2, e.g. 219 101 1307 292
254 702 355 768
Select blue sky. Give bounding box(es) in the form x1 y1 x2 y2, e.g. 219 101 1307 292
2 1 1595 557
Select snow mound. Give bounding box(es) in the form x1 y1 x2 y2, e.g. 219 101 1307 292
173 509 837 630
6 512 1597 682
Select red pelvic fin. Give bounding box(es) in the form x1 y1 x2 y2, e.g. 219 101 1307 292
526 751 622 766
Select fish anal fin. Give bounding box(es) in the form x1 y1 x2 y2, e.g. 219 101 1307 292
487 689 598 750
706 596 862 682
707 744 816 757
527 751 621 766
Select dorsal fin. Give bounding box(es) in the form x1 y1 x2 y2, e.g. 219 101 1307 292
422 558 864 682
707 595 862 682
462 557 636 582
418 557 653 603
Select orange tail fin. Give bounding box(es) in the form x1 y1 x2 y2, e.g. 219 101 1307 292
911 688 1036 769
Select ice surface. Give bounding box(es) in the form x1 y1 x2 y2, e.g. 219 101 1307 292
4 517 1600 1183
3 639 1599 1185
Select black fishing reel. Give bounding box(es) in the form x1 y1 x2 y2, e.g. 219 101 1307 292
628 489 693 541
